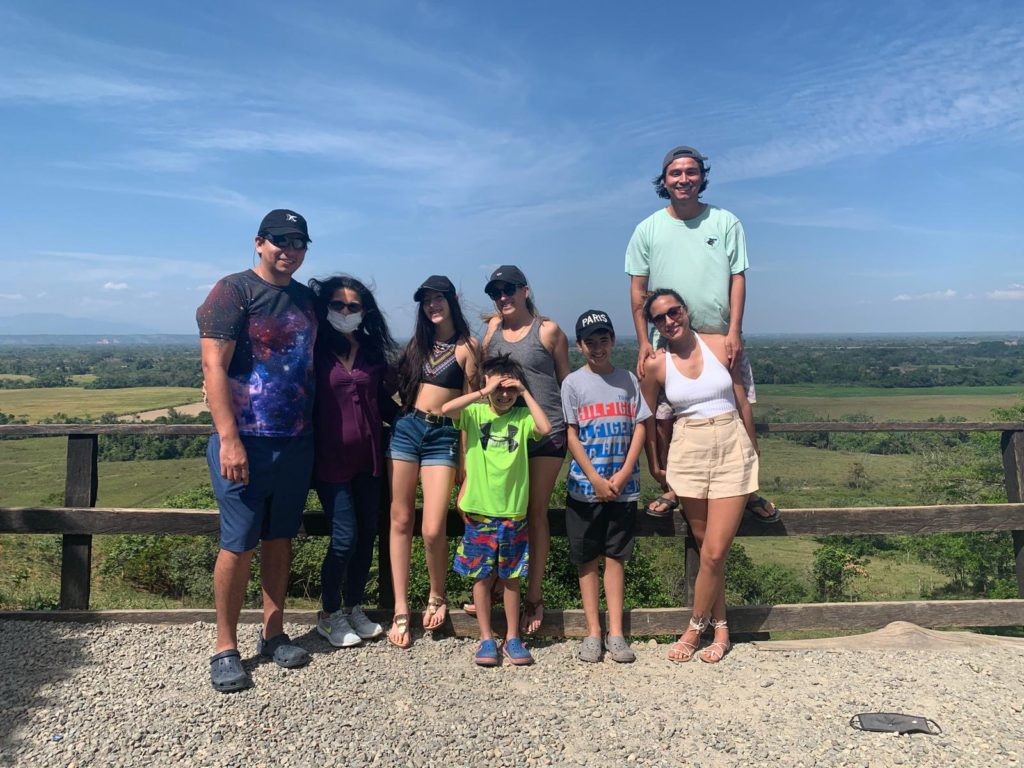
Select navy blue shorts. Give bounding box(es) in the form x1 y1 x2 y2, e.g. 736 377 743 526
207 432 314 552
385 411 459 468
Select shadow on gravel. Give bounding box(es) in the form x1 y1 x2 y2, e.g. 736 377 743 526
0 620 89 764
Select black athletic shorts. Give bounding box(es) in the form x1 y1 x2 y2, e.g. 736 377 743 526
565 496 637 565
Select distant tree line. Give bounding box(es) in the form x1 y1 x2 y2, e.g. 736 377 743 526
745 339 1023 387
0 346 202 389
34 410 212 460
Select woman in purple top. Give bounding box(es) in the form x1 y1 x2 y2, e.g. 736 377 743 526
309 275 399 648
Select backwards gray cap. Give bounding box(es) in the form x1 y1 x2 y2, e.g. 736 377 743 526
661 145 708 172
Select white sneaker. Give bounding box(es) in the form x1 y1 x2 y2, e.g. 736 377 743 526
317 610 361 647
346 605 383 640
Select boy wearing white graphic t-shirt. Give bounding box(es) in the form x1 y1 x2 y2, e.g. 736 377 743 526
561 310 651 664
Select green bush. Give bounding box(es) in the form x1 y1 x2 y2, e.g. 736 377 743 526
725 543 809 605
812 544 869 600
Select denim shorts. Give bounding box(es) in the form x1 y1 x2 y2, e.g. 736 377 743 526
207 432 314 553
386 411 459 468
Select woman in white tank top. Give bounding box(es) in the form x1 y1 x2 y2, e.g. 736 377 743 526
640 289 759 664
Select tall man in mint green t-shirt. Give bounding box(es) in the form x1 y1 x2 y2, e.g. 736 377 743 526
626 146 780 524
626 145 749 378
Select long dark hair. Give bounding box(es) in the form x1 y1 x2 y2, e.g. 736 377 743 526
397 281 473 408
308 274 397 365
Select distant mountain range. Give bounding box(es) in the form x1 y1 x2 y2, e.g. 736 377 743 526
0 314 194 346
0 313 176 335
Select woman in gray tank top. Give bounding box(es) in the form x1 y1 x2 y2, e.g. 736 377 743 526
479 265 570 635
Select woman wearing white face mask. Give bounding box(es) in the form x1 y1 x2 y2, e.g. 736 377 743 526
308 275 399 647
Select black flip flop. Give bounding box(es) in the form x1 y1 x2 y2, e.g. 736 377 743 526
646 495 679 518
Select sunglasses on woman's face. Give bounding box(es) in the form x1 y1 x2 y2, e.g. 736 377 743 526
651 305 685 326
486 283 520 300
328 300 362 313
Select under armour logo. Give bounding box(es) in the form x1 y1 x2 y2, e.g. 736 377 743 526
285 214 298 222
706 237 718 246
480 422 519 452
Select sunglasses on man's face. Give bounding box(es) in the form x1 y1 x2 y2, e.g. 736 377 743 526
262 234 309 251
486 283 520 300
651 305 686 326
328 300 362 313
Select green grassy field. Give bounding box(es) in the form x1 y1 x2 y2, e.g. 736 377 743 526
0 386 203 422
0 437 208 508
2 380 1000 611
755 384 1022 421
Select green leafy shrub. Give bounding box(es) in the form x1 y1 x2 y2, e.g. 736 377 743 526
725 543 809 605
812 544 869 600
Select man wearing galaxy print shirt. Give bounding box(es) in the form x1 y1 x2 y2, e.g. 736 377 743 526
197 209 318 692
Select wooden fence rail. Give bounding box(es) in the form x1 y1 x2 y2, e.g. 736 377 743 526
1 421 1023 635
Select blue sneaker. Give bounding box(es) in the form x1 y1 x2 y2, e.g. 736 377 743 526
474 638 500 667
504 637 534 666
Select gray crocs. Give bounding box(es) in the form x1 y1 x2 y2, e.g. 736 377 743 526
257 632 310 669
604 635 636 664
578 636 603 663
209 649 251 693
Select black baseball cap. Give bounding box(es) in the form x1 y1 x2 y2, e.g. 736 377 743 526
661 145 708 173
485 265 528 294
414 275 456 302
575 309 615 340
258 209 311 241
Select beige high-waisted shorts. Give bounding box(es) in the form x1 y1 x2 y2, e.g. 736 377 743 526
665 411 758 500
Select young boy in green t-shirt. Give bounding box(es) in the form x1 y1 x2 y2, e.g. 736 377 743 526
442 354 551 666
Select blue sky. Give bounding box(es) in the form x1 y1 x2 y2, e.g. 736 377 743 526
2 0 1022 336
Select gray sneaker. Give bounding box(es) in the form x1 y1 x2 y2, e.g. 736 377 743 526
317 610 361 647
346 605 383 640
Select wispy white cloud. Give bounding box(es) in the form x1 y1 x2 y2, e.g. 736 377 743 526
893 289 958 302
634 21 1024 183
103 282 129 291
0 293 25 301
0 72 177 105
988 284 1024 300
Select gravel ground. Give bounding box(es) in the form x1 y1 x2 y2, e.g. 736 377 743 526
2 620 1023 768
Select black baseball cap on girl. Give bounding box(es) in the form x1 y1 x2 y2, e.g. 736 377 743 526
258 209 311 241
485 265 528 294
414 275 456 302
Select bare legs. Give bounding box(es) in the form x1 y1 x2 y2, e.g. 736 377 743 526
473 574 521 643
579 556 626 638
420 465 456 629
387 459 456 643
668 494 747 660
213 537 291 653
521 455 563 633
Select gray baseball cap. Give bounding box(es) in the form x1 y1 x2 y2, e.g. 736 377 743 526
661 146 708 172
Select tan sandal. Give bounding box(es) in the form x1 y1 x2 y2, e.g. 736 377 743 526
422 595 448 631
668 615 707 663
387 613 411 649
698 619 731 663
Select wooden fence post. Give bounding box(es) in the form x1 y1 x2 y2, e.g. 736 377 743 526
1001 430 1024 599
60 434 98 609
